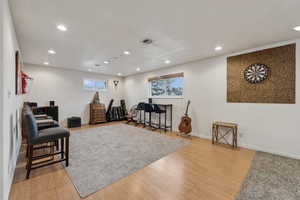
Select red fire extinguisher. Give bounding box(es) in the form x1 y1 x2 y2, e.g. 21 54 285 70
21 71 33 94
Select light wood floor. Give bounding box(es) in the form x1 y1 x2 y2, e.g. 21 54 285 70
10 122 255 200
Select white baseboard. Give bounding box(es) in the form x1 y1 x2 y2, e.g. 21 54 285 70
240 143 300 160
193 132 300 160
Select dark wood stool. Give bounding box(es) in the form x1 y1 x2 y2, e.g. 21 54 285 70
136 103 145 125
212 122 238 148
143 103 154 128
152 104 166 130
23 113 70 179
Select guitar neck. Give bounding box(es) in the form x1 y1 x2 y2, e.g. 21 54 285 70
185 101 190 116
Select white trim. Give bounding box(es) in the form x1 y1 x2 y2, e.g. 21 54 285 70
150 96 184 99
0 1 3 197
193 132 300 160
241 143 300 160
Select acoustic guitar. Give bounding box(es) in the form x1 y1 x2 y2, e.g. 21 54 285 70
178 100 192 134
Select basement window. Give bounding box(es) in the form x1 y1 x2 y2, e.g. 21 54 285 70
83 79 107 91
148 73 184 98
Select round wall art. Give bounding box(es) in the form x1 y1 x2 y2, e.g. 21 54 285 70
244 63 269 84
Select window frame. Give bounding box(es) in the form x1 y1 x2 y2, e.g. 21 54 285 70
83 79 108 92
148 73 184 99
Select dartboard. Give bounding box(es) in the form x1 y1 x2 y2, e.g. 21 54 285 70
244 64 269 84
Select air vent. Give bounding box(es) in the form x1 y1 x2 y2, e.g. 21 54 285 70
141 38 153 45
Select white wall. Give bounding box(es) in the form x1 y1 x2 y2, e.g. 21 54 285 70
23 64 125 125
1 1 23 200
124 40 300 159
0 0 4 198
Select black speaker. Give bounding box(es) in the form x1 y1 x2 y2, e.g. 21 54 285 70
148 98 152 103
50 101 55 106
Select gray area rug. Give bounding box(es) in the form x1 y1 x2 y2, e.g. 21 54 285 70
66 124 189 198
236 151 300 200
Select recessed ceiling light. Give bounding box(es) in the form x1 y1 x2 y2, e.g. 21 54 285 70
43 62 49 65
88 69 92 72
293 26 300 31
123 50 131 55
164 60 171 64
215 46 223 51
104 60 110 64
57 24 67 31
117 73 122 76
136 67 141 71
48 49 56 54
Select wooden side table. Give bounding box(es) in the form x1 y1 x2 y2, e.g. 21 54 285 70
212 122 238 148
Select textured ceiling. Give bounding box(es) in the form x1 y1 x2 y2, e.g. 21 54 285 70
9 0 300 76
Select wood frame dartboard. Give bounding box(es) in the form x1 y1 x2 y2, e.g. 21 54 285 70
227 43 295 104
244 63 269 84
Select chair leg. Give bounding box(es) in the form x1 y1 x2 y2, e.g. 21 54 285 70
26 144 29 158
235 127 238 148
66 137 69 167
164 112 167 132
159 113 161 129
55 140 59 151
143 111 146 127
149 112 152 127
212 125 215 144
139 110 141 124
26 145 33 179
232 128 235 148
216 126 219 143
60 138 64 159
135 111 139 126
